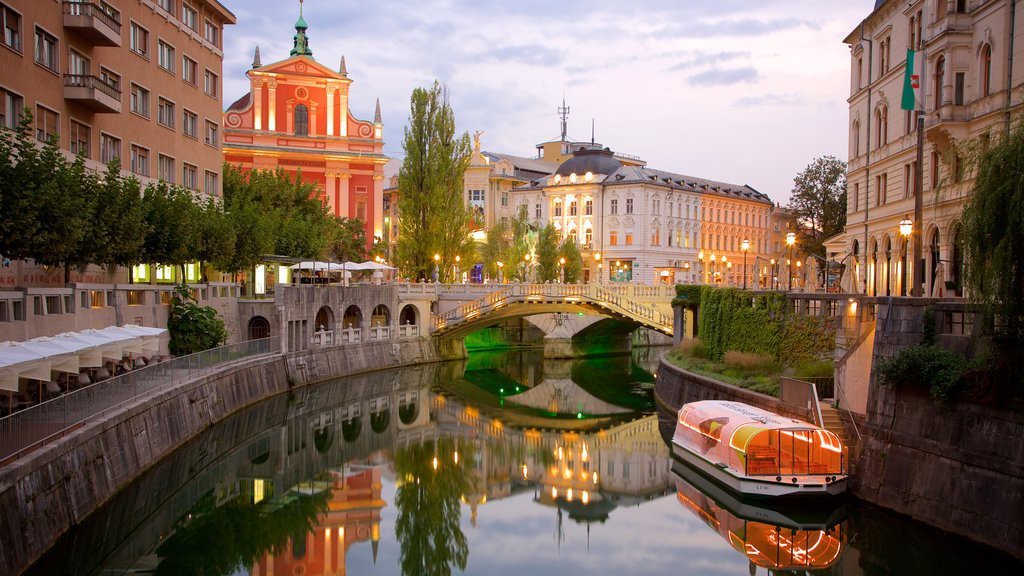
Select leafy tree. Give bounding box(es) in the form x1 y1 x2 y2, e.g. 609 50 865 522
326 216 367 279
787 155 847 258
190 198 235 283
480 217 509 280
167 285 228 355
961 121 1024 379
28 142 93 283
218 165 277 274
535 223 559 282
0 111 45 261
559 239 583 283
395 81 473 282
142 181 199 280
91 160 147 280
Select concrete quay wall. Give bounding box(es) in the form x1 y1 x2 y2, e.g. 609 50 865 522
0 338 445 576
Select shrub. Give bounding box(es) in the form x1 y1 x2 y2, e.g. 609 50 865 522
168 284 228 356
724 351 776 372
794 359 835 379
876 345 972 402
678 338 704 358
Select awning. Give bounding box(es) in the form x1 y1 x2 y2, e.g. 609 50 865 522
0 342 51 392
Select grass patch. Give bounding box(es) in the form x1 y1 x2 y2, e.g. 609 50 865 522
666 339 782 396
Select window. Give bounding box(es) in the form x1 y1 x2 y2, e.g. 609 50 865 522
3 3 21 52
501 190 508 207
626 198 633 214
852 182 859 212
610 198 618 214
569 200 577 216
182 3 197 31
34 26 57 72
130 83 149 117
182 109 197 138
954 72 965 106
609 230 618 246
68 49 89 76
879 36 890 75
585 198 592 215
69 120 90 158
182 55 197 85
981 44 992 96
204 120 218 146
99 67 119 91
874 105 888 148
625 233 633 246
357 201 367 221
157 40 175 73
875 172 888 206
182 163 198 189
156 0 174 17
294 103 308 135
130 144 149 176
158 97 175 128
535 202 541 219
205 170 218 194
34 104 58 143
100 133 120 164
934 56 945 110
158 154 174 183
203 19 219 46
130 21 148 57
203 69 218 96
554 201 562 217
1 86 23 129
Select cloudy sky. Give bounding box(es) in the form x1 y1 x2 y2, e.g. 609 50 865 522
222 0 875 205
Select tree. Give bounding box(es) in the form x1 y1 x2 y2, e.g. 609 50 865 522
326 216 367 276
142 181 198 280
0 111 45 262
190 198 236 283
91 160 147 280
961 121 1024 374
535 224 559 282
559 239 583 283
787 155 847 258
395 81 473 282
166 285 228 355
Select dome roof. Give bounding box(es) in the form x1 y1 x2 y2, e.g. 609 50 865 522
554 146 622 177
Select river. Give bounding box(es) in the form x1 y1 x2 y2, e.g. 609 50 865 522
25 348 1023 575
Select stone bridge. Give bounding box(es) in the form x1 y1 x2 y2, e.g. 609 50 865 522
239 283 676 358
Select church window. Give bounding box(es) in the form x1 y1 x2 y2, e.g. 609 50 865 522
294 104 308 136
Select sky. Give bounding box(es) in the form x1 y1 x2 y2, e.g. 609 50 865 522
222 0 876 206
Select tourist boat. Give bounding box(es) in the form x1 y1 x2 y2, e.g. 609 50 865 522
671 400 848 498
671 458 847 570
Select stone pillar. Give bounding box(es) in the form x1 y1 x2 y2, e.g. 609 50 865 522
326 85 335 136
309 101 318 137
339 172 351 218
267 81 278 132
253 79 263 130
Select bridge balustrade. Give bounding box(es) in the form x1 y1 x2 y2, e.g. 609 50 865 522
369 326 391 340
397 324 420 339
311 330 335 347
338 328 362 343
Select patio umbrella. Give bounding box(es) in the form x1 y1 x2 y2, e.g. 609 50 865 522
118 324 166 355
0 341 51 392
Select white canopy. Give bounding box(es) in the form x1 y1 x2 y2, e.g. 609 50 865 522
0 325 167 392
289 261 331 271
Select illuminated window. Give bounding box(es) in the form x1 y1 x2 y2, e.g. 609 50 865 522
294 103 308 135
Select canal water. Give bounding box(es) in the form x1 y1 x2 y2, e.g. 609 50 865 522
26 348 1023 575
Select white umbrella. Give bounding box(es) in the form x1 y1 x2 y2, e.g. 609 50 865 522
14 339 79 375
119 324 166 355
288 261 330 271
0 341 51 392
359 260 396 271
53 331 114 367
95 326 145 356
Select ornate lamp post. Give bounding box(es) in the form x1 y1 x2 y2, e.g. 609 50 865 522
559 257 566 283
683 261 690 283
710 254 717 283
795 261 802 290
497 261 504 283
741 239 750 290
727 261 733 286
433 253 440 283
899 215 912 296
593 252 602 284
455 254 461 283
786 231 796 290
770 258 776 290
523 253 532 283
698 252 705 284
721 256 728 284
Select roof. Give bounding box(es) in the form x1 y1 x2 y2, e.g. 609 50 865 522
226 92 250 112
554 146 623 177
483 152 558 178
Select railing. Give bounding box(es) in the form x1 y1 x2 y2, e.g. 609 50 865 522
63 1 122 31
63 74 122 100
369 326 390 340
338 328 361 343
0 338 278 463
800 376 836 400
311 330 335 347
397 324 420 338
431 283 673 334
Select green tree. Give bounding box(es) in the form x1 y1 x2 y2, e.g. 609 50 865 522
31 146 93 283
395 81 473 282
142 181 198 280
90 160 147 280
326 216 367 272
535 223 559 282
190 198 236 283
167 285 228 355
787 155 847 258
961 121 1024 374
0 111 45 262
218 165 277 274
559 239 583 283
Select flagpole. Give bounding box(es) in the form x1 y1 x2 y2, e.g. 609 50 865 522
913 110 924 297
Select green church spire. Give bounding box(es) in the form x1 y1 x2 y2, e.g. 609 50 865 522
290 0 313 57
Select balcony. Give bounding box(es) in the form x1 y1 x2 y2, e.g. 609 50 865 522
63 75 121 113
63 1 121 47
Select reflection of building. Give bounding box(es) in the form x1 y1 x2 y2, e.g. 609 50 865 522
222 5 387 250
840 1 1024 297
250 467 385 576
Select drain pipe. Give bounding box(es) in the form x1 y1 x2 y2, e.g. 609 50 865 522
860 22 874 294
1007 0 1017 134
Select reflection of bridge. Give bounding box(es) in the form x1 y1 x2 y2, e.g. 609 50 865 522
405 283 674 338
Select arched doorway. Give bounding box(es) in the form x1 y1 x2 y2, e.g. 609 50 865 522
869 237 878 296
371 304 391 327
852 239 861 293
399 305 418 326
882 236 893 296
248 316 270 340
951 224 964 296
343 305 362 330
314 306 334 333
929 227 942 296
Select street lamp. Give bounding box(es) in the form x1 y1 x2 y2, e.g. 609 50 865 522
786 231 796 290
497 261 504 283
433 253 440 283
683 261 690 282
770 258 776 290
455 254 461 283
726 261 733 286
899 215 912 296
559 257 566 283
593 252 601 284
524 253 532 283
741 239 750 290
698 252 705 284
709 254 716 283
796 261 802 291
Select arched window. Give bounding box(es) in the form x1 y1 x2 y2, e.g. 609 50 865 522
934 56 945 110
875 106 888 148
852 119 860 157
294 103 308 136
981 44 992 96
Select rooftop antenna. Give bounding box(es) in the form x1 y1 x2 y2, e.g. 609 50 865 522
591 118 595 145
558 97 570 142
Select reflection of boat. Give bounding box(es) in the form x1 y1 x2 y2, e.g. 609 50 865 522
672 459 846 571
671 401 848 498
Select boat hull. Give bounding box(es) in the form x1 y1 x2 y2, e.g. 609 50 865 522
671 441 847 499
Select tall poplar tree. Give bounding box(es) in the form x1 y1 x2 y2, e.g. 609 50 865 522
395 81 473 282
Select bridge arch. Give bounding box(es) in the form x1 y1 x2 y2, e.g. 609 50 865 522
371 304 391 327
399 304 418 326
343 305 362 330
314 306 334 332
247 316 271 339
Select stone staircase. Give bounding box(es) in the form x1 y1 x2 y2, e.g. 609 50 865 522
818 402 849 445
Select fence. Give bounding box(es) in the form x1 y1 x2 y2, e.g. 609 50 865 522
0 338 278 463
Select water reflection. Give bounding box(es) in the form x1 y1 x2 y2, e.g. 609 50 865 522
24 348 1024 575
671 459 846 573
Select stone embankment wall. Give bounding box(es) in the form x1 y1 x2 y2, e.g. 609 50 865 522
0 338 445 576
856 299 1024 561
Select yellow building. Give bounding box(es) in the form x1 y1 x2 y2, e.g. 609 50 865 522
842 0 1024 297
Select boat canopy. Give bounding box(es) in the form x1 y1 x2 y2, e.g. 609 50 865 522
676 401 845 477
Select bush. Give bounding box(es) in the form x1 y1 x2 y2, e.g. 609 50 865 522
677 338 707 359
876 345 972 402
168 285 228 356
724 351 777 372
794 359 835 379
